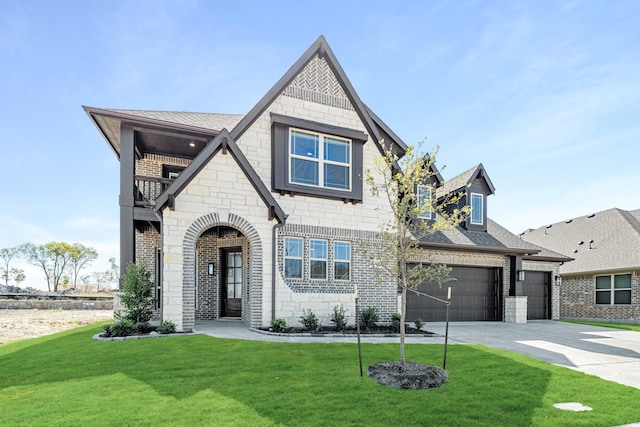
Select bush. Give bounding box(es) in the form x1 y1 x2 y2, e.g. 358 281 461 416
157 320 177 334
299 309 321 331
414 319 424 331
392 313 401 332
102 323 113 337
359 307 379 330
136 322 155 334
330 304 348 331
108 319 137 337
119 262 155 324
271 318 287 332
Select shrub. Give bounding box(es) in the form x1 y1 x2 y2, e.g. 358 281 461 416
136 322 155 334
102 323 113 337
392 313 401 332
271 318 287 332
359 307 379 330
157 320 177 334
414 319 424 331
330 304 348 331
299 309 321 332
119 262 155 324
108 319 137 337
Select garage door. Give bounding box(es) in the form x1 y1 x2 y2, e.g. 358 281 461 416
522 271 550 320
406 266 502 321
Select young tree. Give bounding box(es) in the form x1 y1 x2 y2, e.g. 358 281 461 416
0 247 21 287
119 262 154 323
68 243 98 287
21 242 75 292
366 141 469 369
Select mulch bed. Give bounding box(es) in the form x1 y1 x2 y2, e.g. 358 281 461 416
368 362 448 389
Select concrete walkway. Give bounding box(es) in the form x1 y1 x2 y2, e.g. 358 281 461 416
195 319 640 390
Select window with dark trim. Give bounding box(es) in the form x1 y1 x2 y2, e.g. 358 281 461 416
417 184 432 219
471 193 483 225
309 239 327 280
334 241 351 281
284 237 303 279
595 273 632 305
271 113 367 202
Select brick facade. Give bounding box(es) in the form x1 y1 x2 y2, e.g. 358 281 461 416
560 271 640 321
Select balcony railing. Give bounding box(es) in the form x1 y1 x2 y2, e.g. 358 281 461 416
134 175 173 207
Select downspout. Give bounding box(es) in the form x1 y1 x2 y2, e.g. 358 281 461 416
271 216 287 322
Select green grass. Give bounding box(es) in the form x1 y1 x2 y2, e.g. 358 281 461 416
1 323 640 426
562 319 640 332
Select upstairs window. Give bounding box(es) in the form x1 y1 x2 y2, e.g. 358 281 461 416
271 114 367 202
290 129 351 191
284 237 303 279
470 193 483 225
417 184 432 219
596 273 632 305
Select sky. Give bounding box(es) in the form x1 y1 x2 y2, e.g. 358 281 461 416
1 0 639 290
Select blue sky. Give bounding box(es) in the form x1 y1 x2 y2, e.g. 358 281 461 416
1 0 639 290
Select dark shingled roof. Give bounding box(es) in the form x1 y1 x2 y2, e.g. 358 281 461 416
520 207 640 274
420 218 570 261
105 109 245 132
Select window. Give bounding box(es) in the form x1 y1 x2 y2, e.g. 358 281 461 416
596 273 631 305
334 241 351 281
290 129 351 190
471 193 483 225
309 239 327 280
284 237 303 279
417 185 432 219
271 113 366 202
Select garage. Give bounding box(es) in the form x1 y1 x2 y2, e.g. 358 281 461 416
406 266 502 321
522 271 551 320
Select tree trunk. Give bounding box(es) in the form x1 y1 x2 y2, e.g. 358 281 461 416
400 286 407 370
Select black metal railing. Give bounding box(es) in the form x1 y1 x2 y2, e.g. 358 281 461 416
134 175 173 207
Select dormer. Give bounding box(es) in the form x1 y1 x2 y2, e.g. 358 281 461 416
438 163 495 232
416 156 444 221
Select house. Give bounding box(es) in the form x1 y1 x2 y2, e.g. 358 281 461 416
520 208 640 321
85 35 567 331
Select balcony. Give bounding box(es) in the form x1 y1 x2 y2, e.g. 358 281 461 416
134 175 173 207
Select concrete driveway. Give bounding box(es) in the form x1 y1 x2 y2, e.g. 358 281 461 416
425 320 640 390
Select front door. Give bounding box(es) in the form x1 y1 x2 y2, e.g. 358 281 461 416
222 248 242 317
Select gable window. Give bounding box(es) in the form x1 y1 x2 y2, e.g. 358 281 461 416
595 273 631 305
309 239 328 280
471 193 483 225
272 113 366 202
417 184 432 219
290 129 351 190
334 241 351 281
284 237 303 279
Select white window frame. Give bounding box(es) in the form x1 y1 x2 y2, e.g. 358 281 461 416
470 193 484 225
283 237 303 279
309 239 328 280
595 273 632 305
288 128 352 191
417 184 432 220
333 241 351 281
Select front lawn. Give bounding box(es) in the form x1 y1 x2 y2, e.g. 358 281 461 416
563 319 640 332
1 323 639 426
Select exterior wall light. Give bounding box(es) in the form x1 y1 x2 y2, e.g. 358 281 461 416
517 270 526 281
208 263 215 276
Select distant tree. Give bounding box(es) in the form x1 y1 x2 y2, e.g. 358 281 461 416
80 275 91 292
106 257 120 289
10 268 25 286
68 243 98 287
91 271 109 292
0 246 21 287
365 141 469 369
21 242 75 292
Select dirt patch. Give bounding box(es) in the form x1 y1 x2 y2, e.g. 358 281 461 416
368 362 448 389
0 309 113 345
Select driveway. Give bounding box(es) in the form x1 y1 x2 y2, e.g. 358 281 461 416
424 320 640 390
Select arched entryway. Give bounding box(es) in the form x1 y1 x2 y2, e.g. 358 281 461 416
182 213 263 330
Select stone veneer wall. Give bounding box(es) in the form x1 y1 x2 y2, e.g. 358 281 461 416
560 271 640 321
275 223 396 326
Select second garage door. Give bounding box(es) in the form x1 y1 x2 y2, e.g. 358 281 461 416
406 266 502 321
522 271 551 320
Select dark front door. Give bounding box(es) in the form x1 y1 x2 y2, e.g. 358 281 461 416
222 248 242 317
522 271 550 319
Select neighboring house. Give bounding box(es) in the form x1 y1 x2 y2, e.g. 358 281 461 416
85 36 567 331
521 208 640 321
